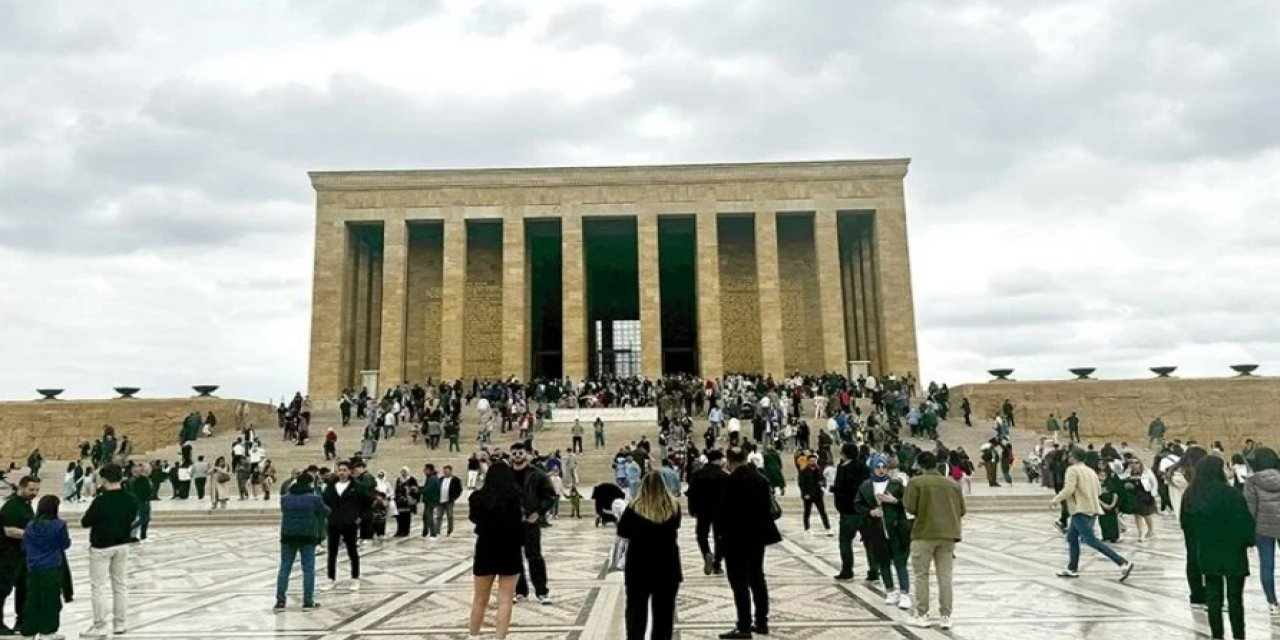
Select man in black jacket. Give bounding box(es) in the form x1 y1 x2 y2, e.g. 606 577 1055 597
687 449 728 575
322 461 368 592
510 443 557 604
832 443 868 581
716 446 782 639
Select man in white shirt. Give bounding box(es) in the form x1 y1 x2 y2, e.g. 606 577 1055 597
727 417 742 446
434 466 463 536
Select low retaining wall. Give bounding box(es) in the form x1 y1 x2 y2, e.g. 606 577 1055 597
547 406 658 424
951 376 1276 448
0 397 276 462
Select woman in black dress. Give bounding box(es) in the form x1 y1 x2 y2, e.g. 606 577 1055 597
617 470 683 640
1181 456 1256 640
468 461 524 639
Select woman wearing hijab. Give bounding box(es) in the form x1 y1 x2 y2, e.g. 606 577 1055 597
854 453 913 611
1181 456 1255 640
617 471 683 640
392 468 419 538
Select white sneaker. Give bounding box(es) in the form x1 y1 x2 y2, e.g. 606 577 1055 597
1269 602 1280 616
320 579 337 592
939 615 953 629
79 626 110 638
884 590 900 606
897 593 913 611
348 578 360 592
906 613 933 628
45 633 68 640
803 529 812 536
538 594 552 605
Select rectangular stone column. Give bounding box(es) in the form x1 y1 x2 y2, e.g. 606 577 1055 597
440 210 466 381
561 210 587 380
695 206 723 379
859 224 882 375
873 190 919 378
378 215 408 386
754 209 785 377
502 210 528 379
352 242 372 376
813 208 849 374
637 208 663 378
307 218 350 401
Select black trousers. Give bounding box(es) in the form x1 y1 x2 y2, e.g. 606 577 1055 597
1185 533 1205 605
572 436 583 453
515 523 549 597
395 511 412 537
802 494 831 531
1204 574 1245 640
326 523 360 580
0 562 27 628
724 545 769 630
194 477 207 500
695 517 722 566
359 515 374 540
625 580 678 640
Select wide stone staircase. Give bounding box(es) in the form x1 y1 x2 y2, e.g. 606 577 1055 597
38 397 1133 526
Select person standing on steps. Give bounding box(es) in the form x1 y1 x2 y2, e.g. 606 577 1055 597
594 417 606 449
571 420 585 453
191 455 209 501
1045 413 1060 444
832 443 868 581
1064 412 1081 444
511 443 557 605
1051 447 1135 582
0 476 38 635
716 446 782 639
275 473 328 612
321 461 366 593
80 464 138 638
904 451 965 630
686 449 727 576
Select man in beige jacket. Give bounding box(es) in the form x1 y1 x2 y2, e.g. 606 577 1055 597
1050 447 1134 580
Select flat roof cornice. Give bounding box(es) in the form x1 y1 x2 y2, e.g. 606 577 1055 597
309 158 910 191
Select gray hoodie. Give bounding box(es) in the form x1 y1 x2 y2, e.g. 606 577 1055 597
1244 469 1280 538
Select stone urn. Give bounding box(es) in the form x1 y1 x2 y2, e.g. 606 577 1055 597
192 385 220 397
1230 364 1259 377
987 368 1014 382
113 387 141 399
1150 366 1176 378
36 388 64 400
1069 367 1096 380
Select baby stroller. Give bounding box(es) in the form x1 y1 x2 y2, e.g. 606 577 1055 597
1023 456 1042 484
591 482 625 527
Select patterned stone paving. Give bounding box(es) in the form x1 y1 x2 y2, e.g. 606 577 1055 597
27 509 1280 638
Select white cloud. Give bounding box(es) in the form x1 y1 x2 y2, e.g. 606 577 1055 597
1 0 1278 399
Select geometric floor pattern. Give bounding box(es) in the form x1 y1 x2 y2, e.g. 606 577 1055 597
33 509 1280 639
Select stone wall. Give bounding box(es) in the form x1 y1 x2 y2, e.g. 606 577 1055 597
405 224 444 382
463 223 504 379
718 218 763 374
951 376 1278 448
0 398 276 462
778 216 823 373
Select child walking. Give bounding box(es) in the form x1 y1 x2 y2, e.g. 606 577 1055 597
22 495 71 639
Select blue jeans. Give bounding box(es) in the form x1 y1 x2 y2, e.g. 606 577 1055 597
133 509 151 540
1067 513 1125 571
1259 534 1277 605
276 543 317 605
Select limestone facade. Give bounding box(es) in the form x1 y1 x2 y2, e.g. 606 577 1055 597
307 159 919 399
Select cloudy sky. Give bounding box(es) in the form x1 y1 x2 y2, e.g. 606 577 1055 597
3 0 1278 401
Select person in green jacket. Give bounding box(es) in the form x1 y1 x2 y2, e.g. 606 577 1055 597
761 446 785 496
25 451 42 480
1181 456 1255 640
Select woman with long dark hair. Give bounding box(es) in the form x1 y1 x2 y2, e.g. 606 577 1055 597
618 471 683 640
21 495 71 639
1172 445 1209 607
467 461 523 640
1181 456 1255 640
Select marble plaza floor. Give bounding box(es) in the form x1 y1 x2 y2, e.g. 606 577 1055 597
39 509 1280 639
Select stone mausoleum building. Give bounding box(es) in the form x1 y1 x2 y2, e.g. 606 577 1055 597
307 159 919 398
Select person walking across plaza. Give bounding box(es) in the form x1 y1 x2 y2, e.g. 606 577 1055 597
716 446 782 639
19 495 70 640
904 451 964 630
0 476 39 635
80 464 138 637
1051 447 1135 582
321 461 366 592
511 443 557 604
798 452 832 536
275 473 329 611
1182 455 1255 640
468 461 523 640
1243 446 1280 616
618 471 683 640
687 449 727 575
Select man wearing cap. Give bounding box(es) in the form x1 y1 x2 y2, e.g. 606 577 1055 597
510 443 557 604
